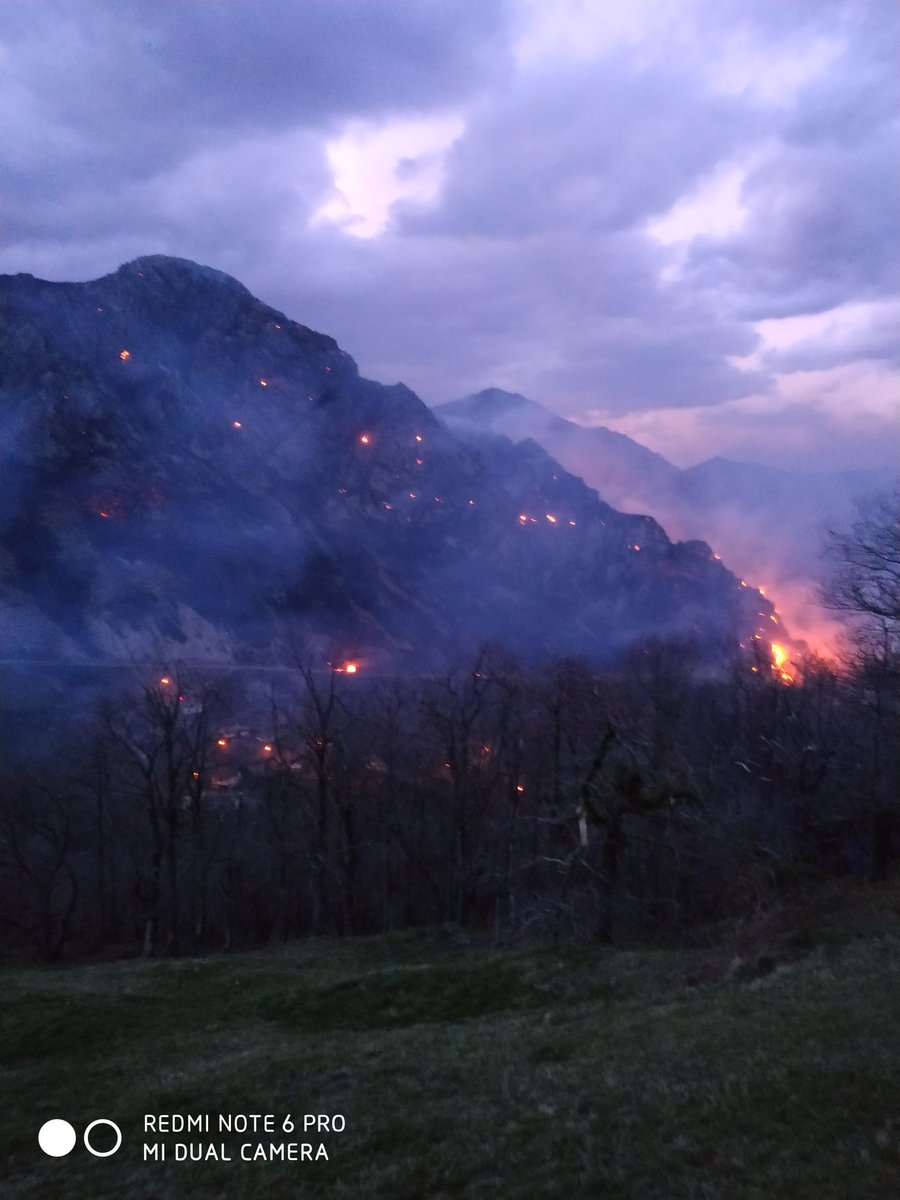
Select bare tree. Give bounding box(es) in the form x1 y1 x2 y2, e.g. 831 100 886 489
822 488 900 670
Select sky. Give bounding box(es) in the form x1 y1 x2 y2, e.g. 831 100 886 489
3 0 898 472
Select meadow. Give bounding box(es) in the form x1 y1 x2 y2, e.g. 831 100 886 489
1 878 898 1199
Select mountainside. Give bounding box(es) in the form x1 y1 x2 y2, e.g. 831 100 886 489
438 389 679 514
438 389 895 636
1 256 781 675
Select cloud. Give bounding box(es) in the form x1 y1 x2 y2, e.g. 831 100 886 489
1 0 896 470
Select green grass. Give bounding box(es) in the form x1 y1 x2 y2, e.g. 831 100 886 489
1 883 899 1199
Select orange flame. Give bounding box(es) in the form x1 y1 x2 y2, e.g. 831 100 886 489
771 642 795 684
119 349 131 361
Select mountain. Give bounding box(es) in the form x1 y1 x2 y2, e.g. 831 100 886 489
437 389 895 639
438 389 679 515
1 256 781 680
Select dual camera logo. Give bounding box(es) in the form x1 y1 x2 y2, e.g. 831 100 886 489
38 1118 122 1158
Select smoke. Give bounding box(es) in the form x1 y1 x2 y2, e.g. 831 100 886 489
438 389 897 661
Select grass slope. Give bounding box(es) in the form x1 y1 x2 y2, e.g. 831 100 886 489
1 881 898 1199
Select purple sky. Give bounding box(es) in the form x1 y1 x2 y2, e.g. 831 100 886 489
3 0 898 471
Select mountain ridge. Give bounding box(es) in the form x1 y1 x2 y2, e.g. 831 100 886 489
1 257 782 679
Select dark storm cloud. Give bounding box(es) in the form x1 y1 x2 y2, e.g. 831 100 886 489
4 0 512 148
686 126 899 321
683 3 899 322
398 54 755 240
3 0 512 229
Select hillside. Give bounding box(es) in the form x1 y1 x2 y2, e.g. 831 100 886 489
2 878 898 1199
438 390 895 642
1 257 778 674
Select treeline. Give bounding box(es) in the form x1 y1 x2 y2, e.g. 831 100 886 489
1 640 897 960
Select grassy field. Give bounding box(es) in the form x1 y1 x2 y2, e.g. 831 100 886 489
1 880 898 1199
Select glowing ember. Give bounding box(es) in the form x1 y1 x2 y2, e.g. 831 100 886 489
274 323 281 330
217 738 227 747
359 434 371 445
712 553 721 561
416 458 424 465
633 544 641 551
119 349 131 361
258 379 268 387
740 580 748 588
568 520 576 526
415 434 423 442
192 771 200 779
518 514 528 524
159 676 171 686
263 743 273 753
344 662 358 675
546 514 557 524
232 420 242 428
516 784 525 793
99 511 110 519
468 499 475 506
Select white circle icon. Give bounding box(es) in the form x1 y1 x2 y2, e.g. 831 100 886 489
83 1118 123 1157
38 1119 77 1157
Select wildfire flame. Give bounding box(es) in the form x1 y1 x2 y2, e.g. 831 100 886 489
217 738 227 747
359 434 371 445
159 676 171 686
232 420 242 429
415 434 423 442
771 642 795 684
546 514 557 524
119 349 131 361
258 378 268 387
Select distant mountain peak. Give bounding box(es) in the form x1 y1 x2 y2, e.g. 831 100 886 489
111 255 252 296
